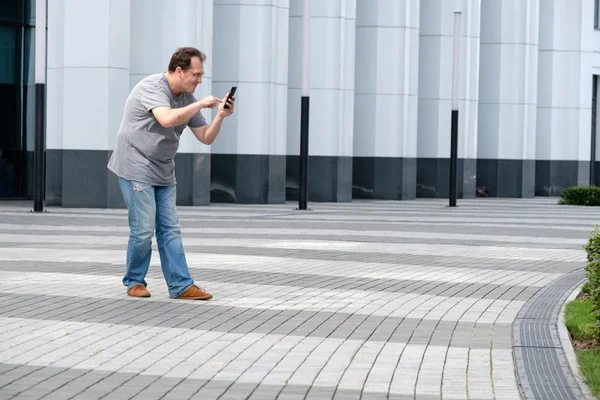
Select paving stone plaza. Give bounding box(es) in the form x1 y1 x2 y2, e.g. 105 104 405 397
0 198 596 399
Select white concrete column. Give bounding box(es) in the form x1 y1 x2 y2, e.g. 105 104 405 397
46 0 64 205
417 0 481 198
212 0 289 203
46 0 130 207
130 0 213 206
352 0 419 200
536 0 595 195
477 0 539 197
130 0 213 156
47 0 64 153
287 0 356 202
63 0 130 153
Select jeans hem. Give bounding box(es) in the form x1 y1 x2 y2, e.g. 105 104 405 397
125 282 146 290
169 283 195 298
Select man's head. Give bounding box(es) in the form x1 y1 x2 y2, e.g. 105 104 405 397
167 47 206 94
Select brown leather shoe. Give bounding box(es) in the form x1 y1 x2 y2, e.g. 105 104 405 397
127 284 151 298
175 285 212 300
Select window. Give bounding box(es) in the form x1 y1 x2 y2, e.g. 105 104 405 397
0 0 34 198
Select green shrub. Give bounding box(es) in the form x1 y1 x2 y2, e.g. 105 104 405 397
559 186 600 206
584 225 600 263
583 225 600 343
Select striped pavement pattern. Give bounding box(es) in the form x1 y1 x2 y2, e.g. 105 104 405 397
0 198 594 400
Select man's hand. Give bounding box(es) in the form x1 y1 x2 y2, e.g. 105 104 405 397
190 92 236 145
198 96 222 109
217 92 235 118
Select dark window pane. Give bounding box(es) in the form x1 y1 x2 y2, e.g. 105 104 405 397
0 0 23 24
0 25 16 84
0 25 18 151
0 0 29 198
25 0 34 25
0 24 19 197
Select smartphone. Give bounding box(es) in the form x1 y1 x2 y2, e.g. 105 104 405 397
224 86 237 109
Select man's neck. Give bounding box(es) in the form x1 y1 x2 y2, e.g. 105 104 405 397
164 72 181 97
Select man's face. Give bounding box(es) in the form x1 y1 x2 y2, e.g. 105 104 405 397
180 56 203 93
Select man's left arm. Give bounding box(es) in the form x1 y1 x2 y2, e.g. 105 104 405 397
190 115 224 145
190 92 235 145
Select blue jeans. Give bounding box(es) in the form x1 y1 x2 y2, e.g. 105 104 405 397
118 177 194 297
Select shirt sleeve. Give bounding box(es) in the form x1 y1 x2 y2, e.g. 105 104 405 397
187 94 208 128
188 111 208 128
140 83 171 112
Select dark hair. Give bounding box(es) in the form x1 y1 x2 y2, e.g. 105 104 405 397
168 47 206 72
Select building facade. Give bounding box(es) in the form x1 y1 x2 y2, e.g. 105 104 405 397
1 0 599 207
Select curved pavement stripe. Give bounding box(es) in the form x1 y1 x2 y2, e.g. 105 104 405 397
513 270 588 400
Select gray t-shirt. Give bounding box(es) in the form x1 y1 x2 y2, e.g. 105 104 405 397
107 73 207 186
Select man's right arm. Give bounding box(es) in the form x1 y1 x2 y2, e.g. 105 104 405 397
150 96 222 129
151 103 203 129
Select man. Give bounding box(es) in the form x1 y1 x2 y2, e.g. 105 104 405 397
107 47 235 300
